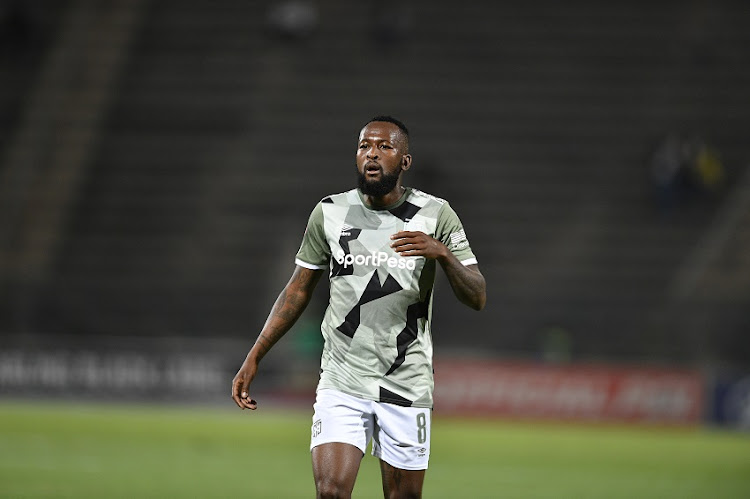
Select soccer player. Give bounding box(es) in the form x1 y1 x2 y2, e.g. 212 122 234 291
232 116 486 498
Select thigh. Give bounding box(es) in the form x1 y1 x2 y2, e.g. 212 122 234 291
379 459 426 499
312 442 364 498
310 390 374 498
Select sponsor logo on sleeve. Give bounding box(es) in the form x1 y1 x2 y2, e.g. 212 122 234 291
449 229 470 250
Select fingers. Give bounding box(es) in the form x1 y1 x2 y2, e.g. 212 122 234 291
231 378 245 409
391 233 426 255
391 231 447 260
235 390 258 410
231 376 258 410
391 230 421 240
390 232 422 248
231 374 243 404
392 244 422 256
240 390 258 410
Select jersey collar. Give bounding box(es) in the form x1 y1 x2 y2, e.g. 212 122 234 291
357 187 411 211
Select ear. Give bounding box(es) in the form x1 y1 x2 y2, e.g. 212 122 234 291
401 154 413 172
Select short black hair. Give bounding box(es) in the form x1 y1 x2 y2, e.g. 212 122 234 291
367 115 409 139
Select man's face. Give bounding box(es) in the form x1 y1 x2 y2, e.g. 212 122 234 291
356 122 410 197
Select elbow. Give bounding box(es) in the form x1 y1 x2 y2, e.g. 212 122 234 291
474 272 487 311
454 270 486 311
465 290 486 311
472 295 486 311
472 278 487 311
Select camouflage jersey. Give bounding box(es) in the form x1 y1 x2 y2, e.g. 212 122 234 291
295 187 478 408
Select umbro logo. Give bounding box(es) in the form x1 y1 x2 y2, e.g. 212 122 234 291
340 224 355 237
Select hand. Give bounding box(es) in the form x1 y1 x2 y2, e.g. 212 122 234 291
231 359 259 410
390 231 448 260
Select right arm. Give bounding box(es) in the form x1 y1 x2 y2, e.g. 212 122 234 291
231 265 323 410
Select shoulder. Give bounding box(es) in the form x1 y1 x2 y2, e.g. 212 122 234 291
408 188 448 207
306 189 358 226
319 188 359 207
406 188 453 221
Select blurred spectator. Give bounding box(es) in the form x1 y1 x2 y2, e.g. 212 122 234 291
265 0 319 41
692 139 726 196
649 132 726 216
649 132 690 214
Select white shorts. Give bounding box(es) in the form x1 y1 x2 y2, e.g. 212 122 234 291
310 388 431 470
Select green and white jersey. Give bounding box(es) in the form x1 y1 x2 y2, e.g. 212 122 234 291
295 187 477 409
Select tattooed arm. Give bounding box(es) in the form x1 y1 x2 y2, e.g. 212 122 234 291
232 266 323 410
391 231 486 311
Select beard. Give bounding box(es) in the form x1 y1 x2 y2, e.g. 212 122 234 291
357 166 401 197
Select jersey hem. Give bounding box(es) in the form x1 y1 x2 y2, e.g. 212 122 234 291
316 384 434 410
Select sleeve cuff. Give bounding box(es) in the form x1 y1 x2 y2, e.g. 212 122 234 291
295 258 326 270
460 257 478 266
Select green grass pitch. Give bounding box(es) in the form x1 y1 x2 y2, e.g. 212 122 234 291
1 401 748 498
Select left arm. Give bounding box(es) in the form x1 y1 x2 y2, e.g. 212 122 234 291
391 231 486 310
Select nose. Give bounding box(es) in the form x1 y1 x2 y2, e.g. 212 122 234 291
366 146 378 159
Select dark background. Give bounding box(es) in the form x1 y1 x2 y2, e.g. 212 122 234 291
1 0 749 377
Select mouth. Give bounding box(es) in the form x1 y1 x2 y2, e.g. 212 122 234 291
364 162 381 177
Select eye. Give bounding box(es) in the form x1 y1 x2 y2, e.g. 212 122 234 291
380 144 392 149
358 144 367 149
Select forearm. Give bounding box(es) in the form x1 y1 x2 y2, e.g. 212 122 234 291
438 254 486 311
247 267 321 364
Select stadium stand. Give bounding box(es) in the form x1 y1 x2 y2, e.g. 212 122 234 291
2 1 749 366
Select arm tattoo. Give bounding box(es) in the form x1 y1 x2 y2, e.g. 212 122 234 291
442 261 486 310
253 268 322 359
256 334 273 352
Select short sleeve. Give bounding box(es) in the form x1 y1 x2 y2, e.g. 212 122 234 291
295 202 330 269
434 202 478 266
